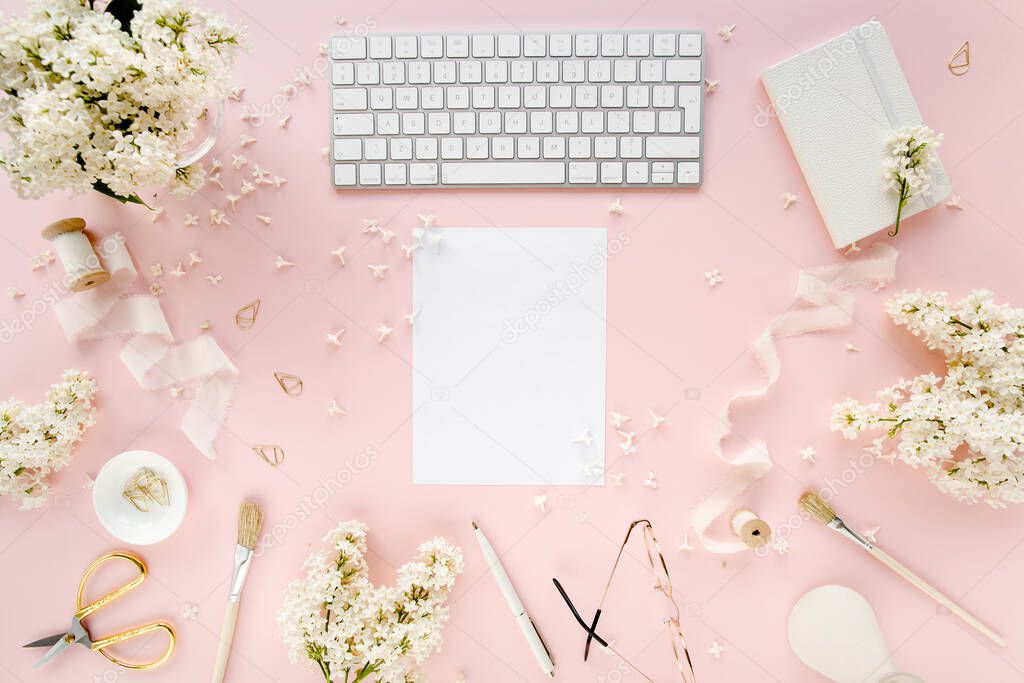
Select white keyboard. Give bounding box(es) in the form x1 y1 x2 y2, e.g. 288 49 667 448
329 30 705 189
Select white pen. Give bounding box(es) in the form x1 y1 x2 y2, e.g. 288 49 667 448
473 521 555 678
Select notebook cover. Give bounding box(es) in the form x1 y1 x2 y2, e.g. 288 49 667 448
761 21 950 248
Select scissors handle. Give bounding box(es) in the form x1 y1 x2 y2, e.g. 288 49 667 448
93 621 176 670
75 552 147 621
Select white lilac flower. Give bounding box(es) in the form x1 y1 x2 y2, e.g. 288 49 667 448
278 521 463 683
883 124 943 236
0 370 97 509
832 289 1024 507
0 0 246 200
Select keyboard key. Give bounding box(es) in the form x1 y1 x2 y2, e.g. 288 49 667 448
447 87 470 109
479 112 501 133
333 87 368 110
394 88 417 109
543 136 566 158
652 85 674 107
472 34 495 57
359 163 382 185
640 60 663 82
365 139 387 159
652 34 676 56
334 139 361 160
569 137 591 158
626 161 649 183
523 34 546 56
679 33 702 57
369 87 392 109
679 85 702 133
485 60 509 83
645 136 700 159
517 136 540 158
428 112 451 134
511 61 534 83
441 162 566 184
555 111 579 133
607 111 629 133
446 35 469 58
634 110 655 133
600 34 624 56
415 138 438 159
575 34 598 57
472 86 495 108
601 161 623 183
575 85 598 107
453 112 476 133
498 86 521 108
390 138 413 159
433 61 457 83
395 36 417 58
600 85 623 107
550 34 572 57
626 33 650 56
334 163 357 185
497 34 521 57
677 161 700 183
376 112 400 134
441 137 464 159
568 162 598 183
421 87 444 109
626 85 649 107
382 62 405 84
410 163 438 184
536 60 559 83
332 36 366 59
460 60 482 83
466 137 489 158
665 59 701 82
657 110 681 133
333 113 374 135
504 112 527 134
384 163 407 184
613 59 637 82
369 36 392 58
408 62 431 84
587 60 611 82
523 86 546 108
549 86 572 108
332 63 354 85
620 136 642 158
356 63 380 84
402 112 425 134
562 60 585 82
594 136 616 158
581 111 603 133
530 111 553 133
492 137 514 158
428 37 457 65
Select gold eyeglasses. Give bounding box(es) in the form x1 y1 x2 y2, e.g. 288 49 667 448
552 519 697 683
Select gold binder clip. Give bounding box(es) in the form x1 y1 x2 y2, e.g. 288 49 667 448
274 371 304 396
948 41 969 76
235 299 261 330
252 445 285 466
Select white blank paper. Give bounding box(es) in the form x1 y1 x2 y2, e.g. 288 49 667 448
412 227 607 485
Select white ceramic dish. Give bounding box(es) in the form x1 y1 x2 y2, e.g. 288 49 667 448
92 450 188 545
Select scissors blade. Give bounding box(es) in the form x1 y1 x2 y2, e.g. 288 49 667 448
23 633 67 649
32 619 88 669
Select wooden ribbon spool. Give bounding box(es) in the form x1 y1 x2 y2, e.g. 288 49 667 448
730 509 772 549
41 217 110 292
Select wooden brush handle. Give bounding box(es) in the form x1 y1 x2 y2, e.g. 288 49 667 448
869 545 1006 647
211 601 240 683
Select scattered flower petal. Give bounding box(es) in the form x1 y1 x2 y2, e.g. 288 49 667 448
533 493 548 512
648 408 666 429
643 471 658 489
231 153 247 169
946 195 964 209
704 269 723 287
256 215 272 225
799 446 817 464
611 411 631 428
704 78 718 94
572 428 594 446
205 274 223 286
368 264 389 279
376 323 393 343
328 399 346 417
717 24 736 41
708 641 725 659
184 213 199 226
326 328 346 346
275 255 295 270
782 192 798 209
331 246 347 265
417 213 436 228
607 198 624 215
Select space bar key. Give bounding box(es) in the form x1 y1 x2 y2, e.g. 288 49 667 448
441 162 566 185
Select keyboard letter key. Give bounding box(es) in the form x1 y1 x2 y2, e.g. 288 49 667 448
645 136 700 159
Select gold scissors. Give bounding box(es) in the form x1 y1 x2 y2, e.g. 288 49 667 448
24 552 176 670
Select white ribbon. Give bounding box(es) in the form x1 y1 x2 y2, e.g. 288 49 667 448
53 234 236 459
691 244 899 553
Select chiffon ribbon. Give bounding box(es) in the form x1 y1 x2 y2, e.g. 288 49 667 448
53 234 236 458
691 243 899 553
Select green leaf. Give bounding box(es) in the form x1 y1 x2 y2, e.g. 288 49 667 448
103 0 142 34
92 180 148 207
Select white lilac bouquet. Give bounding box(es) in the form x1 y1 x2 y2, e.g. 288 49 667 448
0 0 246 204
883 124 943 237
832 290 1024 507
279 521 464 683
0 370 97 509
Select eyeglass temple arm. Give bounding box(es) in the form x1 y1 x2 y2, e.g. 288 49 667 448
583 609 602 661
551 579 608 648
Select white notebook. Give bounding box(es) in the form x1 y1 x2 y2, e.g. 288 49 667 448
761 21 950 248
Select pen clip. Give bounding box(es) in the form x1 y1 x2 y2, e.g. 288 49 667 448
530 616 555 670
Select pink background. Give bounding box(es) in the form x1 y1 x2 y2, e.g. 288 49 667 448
3 0 1024 681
